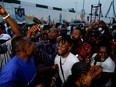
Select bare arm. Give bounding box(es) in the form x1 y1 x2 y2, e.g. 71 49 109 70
0 5 22 36
37 64 58 75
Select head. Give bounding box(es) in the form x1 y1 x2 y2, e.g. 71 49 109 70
98 20 106 29
17 8 22 17
48 27 58 40
71 28 83 41
0 34 11 44
11 36 35 56
57 35 72 57
71 62 92 87
97 44 109 62
41 32 48 40
97 20 107 33
60 27 67 37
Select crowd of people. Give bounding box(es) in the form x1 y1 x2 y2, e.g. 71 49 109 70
0 5 116 87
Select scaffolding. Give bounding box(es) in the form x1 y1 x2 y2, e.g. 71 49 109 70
89 1 102 22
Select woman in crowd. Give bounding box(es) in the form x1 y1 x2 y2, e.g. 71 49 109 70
63 62 102 87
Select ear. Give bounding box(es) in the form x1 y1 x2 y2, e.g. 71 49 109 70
80 74 86 85
68 44 72 51
80 34 83 39
18 46 25 52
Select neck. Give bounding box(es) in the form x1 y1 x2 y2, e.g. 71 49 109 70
61 52 70 58
73 39 83 46
16 53 31 62
77 40 83 46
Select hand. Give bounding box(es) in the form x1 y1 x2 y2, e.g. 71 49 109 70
28 24 41 33
89 65 103 79
50 80 56 87
27 24 41 38
51 64 59 70
0 5 8 17
112 40 116 46
84 57 90 64
56 36 62 42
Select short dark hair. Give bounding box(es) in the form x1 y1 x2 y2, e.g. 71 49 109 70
59 35 72 45
97 43 110 54
74 27 84 36
11 36 24 53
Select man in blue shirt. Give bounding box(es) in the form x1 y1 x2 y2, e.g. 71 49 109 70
0 36 37 87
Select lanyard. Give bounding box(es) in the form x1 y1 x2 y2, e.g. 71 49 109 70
60 57 66 82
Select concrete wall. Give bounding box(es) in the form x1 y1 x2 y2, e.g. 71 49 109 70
0 1 111 23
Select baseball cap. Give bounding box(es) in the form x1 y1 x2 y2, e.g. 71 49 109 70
0 34 11 41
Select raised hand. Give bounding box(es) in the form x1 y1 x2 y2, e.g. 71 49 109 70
89 65 103 79
27 24 41 38
0 5 8 17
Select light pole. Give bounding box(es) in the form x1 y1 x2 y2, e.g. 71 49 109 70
75 0 78 19
80 0 85 21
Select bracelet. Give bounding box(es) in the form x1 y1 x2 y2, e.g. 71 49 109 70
51 77 56 81
3 14 10 20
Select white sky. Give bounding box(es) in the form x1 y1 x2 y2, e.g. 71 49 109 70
20 0 116 17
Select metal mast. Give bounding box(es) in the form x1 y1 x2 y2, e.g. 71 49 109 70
105 0 116 18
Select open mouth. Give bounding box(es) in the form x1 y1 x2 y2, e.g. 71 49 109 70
100 57 105 61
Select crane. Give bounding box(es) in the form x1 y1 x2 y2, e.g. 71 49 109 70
105 0 116 18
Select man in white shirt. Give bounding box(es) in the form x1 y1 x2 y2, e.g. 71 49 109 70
51 35 79 87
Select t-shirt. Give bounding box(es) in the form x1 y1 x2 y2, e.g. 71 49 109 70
0 56 37 87
90 54 115 87
38 40 57 66
91 53 115 73
54 52 79 84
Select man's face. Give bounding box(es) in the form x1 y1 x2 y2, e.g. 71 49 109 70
18 10 22 17
48 29 57 40
57 41 71 56
71 30 81 41
23 37 35 56
97 47 108 62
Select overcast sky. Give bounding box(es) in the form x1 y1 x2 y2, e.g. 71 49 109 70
20 0 115 17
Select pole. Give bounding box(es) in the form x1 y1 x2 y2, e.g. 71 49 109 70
75 0 78 19
98 0 101 21
83 0 85 10
2 0 4 8
90 5 93 22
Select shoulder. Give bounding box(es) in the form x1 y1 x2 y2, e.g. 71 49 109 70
63 75 77 87
2 56 20 70
54 55 60 61
0 57 19 79
68 53 79 62
102 57 115 72
91 53 97 58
